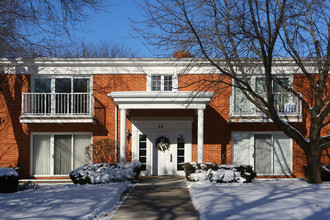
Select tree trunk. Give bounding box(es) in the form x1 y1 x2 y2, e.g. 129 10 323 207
305 145 322 184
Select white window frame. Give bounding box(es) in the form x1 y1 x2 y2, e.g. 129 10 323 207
234 75 293 95
30 132 92 177
231 131 293 176
147 74 178 92
232 75 294 115
32 75 93 93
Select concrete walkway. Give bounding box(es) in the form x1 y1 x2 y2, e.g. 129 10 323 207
111 176 199 220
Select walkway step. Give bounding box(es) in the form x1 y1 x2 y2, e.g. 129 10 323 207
111 176 199 220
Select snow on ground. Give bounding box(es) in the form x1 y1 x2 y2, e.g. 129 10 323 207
0 181 132 220
188 179 330 220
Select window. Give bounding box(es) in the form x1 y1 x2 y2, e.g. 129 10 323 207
149 74 176 91
32 134 91 175
233 76 293 114
164 75 173 91
33 78 52 114
35 78 51 93
31 76 91 115
139 134 147 171
232 132 292 175
177 134 185 170
151 75 161 91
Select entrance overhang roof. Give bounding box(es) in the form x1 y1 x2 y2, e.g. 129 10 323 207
108 91 214 110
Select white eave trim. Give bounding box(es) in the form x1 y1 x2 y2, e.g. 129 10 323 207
108 91 214 109
19 116 94 123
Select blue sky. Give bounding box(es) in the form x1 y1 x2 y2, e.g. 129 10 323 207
76 0 152 57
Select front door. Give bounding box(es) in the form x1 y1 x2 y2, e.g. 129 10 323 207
151 133 175 175
132 119 193 176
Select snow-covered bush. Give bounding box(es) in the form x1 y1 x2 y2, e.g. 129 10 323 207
18 181 39 191
303 165 330 181
70 162 142 184
321 165 330 181
0 167 19 193
184 162 256 183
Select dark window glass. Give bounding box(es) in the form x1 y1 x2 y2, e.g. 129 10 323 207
177 134 185 170
35 78 51 93
55 78 71 93
139 134 147 171
74 78 89 92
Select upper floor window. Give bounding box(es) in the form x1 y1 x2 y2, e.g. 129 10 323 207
33 76 91 93
149 74 177 91
232 76 295 115
27 76 92 115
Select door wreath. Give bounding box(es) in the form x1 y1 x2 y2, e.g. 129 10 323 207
155 136 170 152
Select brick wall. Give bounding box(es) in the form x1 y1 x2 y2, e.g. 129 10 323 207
0 71 328 179
0 75 30 176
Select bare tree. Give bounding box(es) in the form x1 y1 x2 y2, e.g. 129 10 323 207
61 40 138 58
0 0 106 57
135 0 329 183
0 0 106 176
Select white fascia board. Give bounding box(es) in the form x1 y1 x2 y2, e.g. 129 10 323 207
109 91 214 98
117 103 208 110
108 91 214 110
20 117 94 123
2 57 319 75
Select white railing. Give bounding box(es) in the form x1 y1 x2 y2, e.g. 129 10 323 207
230 92 301 116
22 93 94 116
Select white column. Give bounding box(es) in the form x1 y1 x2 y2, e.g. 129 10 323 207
120 108 127 163
197 109 204 163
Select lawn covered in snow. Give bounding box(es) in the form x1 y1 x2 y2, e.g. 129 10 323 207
188 180 330 220
0 181 131 219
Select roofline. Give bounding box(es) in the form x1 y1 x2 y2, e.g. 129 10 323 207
0 57 320 67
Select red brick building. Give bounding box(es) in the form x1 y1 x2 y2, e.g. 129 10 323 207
0 56 328 178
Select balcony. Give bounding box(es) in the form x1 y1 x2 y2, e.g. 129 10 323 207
20 93 94 123
229 92 302 122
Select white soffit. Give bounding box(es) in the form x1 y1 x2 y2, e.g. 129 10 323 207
108 91 214 110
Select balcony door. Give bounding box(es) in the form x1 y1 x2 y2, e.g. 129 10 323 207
232 132 292 175
254 134 272 174
55 78 72 114
33 78 52 114
32 76 91 115
32 133 91 176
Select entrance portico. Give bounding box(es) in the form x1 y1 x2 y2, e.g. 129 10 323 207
108 91 213 172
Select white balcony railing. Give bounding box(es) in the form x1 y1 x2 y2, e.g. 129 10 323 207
230 92 301 117
22 93 94 117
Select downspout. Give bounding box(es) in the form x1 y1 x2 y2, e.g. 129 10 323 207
115 105 118 163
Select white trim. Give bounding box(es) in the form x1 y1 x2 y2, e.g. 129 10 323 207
20 117 94 123
1 57 319 75
120 109 127 163
109 91 214 110
30 132 92 177
197 109 204 163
